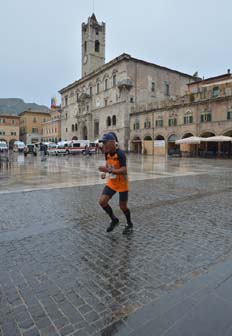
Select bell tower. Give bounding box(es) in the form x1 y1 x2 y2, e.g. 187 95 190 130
82 14 105 77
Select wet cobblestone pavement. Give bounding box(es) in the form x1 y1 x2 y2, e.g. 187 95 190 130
0 154 232 335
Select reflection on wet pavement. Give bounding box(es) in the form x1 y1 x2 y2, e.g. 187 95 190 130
1 152 231 193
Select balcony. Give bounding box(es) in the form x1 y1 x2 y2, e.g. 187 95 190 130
117 79 133 90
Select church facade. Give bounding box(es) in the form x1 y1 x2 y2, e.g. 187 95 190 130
59 14 196 150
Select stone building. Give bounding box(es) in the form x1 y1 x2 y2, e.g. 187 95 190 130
42 107 62 143
19 110 50 144
0 115 20 148
59 14 196 150
130 72 232 155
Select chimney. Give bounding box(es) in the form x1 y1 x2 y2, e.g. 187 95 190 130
227 69 231 74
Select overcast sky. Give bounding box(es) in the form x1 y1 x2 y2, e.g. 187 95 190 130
1 0 231 106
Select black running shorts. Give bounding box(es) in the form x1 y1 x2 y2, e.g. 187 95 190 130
102 185 128 202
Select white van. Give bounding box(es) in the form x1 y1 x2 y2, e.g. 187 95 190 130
65 140 90 154
0 141 8 153
13 141 25 153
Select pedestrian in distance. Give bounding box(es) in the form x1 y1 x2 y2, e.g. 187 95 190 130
98 132 133 234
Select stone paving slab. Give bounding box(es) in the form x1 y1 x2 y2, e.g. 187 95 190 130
0 158 232 335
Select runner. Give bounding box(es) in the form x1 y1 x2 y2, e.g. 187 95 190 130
98 133 133 234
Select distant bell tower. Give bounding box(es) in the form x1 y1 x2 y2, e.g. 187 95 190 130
82 13 105 77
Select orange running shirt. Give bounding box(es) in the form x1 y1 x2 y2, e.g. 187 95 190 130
105 149 129 192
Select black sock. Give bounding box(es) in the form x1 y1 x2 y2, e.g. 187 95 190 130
103 205 118 221
123 209 133 226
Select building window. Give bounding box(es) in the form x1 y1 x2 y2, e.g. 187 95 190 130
168 118 177 126
212 86 219 97
95 40 100 52
32 128 38 133
144 120 151 129
12 120 15 124
94 121 99 137
0 119 6 124
201 88 207 99
227 111 232 120
104 99 108 106
130 97 134 103
106 116 111 127
66 128 68 132
134 120 140 130
76 93 79 102
184 115 193 124
11 132 17 136
97 82 100 94
151 81 155 92
105 79 108 90
72 124 74 132
89 87 92 97
164 83 170 96
43 118 46 122
200 113 211 122
65 96 68 106
113 74 117 87
96 29 99 35
84 41 87 53
155 119 163 127
75 123 78 131
33 117 37 123
112 115 116 126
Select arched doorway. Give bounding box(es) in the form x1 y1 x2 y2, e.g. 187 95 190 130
168 134 179 155
72 136 78 140
144 135 152 155
131 136 142 153
83 126 88 140
154 135 165 156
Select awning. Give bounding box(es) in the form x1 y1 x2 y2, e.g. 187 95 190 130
175 136 202 144
201 135 232 142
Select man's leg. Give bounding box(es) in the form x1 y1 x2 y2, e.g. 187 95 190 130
99 187 119 232
119 193 133 234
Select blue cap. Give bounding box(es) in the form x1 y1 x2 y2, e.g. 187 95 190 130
99 133 116 142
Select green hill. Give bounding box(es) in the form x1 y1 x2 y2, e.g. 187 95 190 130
0 98 50 115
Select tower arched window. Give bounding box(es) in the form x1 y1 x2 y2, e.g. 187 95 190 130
95 40 100 52
107 116 111 127
75 123 78 131
84 41 87 53
112 115 116 126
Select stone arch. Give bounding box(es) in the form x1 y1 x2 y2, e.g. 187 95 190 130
223 128 232 137
155 135 165 140
0 138 7 144
200 131 215 138
144 135 152 140
182 132 194 139
72 136 78 140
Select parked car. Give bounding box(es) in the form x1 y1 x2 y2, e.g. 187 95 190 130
0 141 8 153
24 144 37 156
47 143 67 156
13 141 25 152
